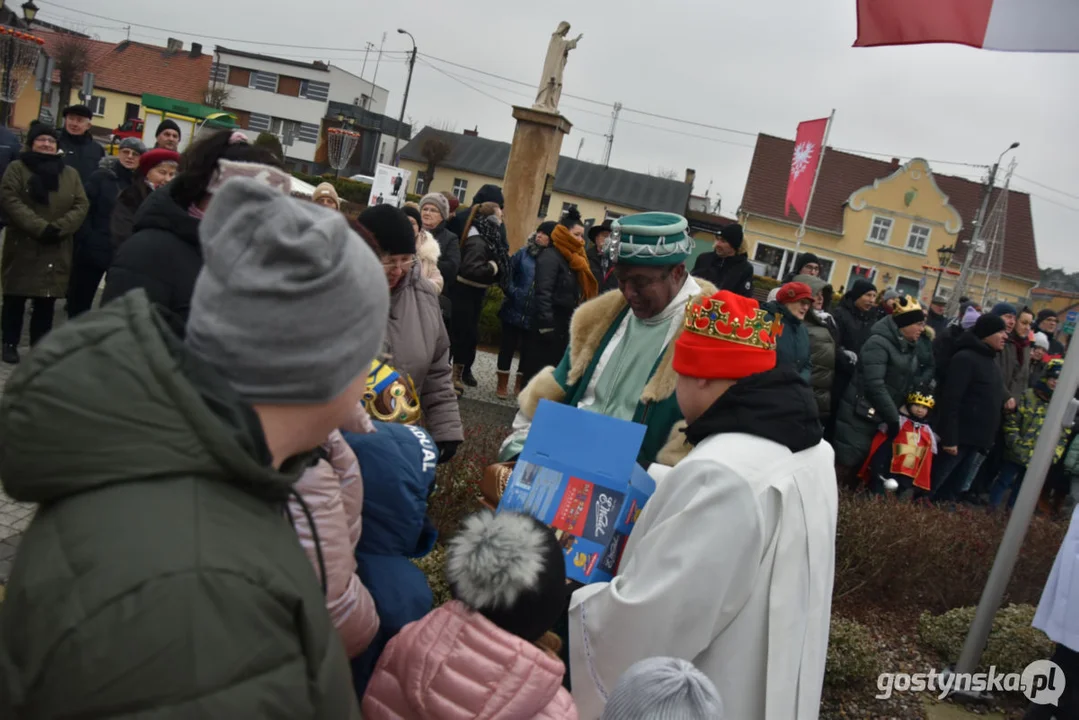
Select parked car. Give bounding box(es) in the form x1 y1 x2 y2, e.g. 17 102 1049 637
349 174 375 185
110 118 144 144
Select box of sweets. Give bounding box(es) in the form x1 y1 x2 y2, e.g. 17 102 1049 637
497 400 656 584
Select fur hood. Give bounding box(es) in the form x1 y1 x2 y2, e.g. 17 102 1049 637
418 229 441 265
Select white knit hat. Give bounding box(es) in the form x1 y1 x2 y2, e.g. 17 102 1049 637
1033 332 1050 351
601 657 724 720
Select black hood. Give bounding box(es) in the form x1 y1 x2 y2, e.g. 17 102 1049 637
955 329 997 357
472 183 504 207
684 366 822 453
132 184 201 248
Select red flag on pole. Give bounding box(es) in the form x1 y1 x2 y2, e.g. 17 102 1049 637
784 117 828 219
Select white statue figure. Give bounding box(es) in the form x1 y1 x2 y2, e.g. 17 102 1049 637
534 21 582 113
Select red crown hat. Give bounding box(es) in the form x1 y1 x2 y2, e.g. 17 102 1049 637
777 281 813 304
673 290 781 380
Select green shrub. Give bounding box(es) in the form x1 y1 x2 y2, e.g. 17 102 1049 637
478 287 504 348
918 604 1053 674
254 132 284 161
825 616 881 689
833 492 1064 614
292 172 371 205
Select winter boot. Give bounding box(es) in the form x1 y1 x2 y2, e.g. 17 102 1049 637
514 373 524 395
495 370 511 399
462 367 478 387
452 364 465 396
2 344 18 365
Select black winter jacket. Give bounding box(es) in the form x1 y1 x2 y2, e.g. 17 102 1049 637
533 246 580 330
933 323 963 387
430 223 460 294
936 331 1005 450
58 130 105 186
691 252 754 297
110 180 152 249
586 242 618 293
102 185 202 324
833 297 876 363
445 184 506 248
76 159 134 270
456 229 499 288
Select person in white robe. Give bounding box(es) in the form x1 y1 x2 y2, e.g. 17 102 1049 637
568 288 839 720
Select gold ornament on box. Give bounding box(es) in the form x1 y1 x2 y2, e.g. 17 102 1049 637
683 297 781 351
364 359 422 424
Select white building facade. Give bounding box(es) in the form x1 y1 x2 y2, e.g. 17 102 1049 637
210 47 391 166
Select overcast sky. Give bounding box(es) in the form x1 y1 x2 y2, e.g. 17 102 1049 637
71 0 1079 271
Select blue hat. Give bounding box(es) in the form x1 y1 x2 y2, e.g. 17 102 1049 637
609 212 693 267
991 302 1018 318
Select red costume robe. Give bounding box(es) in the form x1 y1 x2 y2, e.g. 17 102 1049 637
858 416 936 491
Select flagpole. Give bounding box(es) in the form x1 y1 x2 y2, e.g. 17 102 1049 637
793 109 835 262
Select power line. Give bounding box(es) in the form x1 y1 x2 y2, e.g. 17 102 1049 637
1014 173 1079 201
1022 191 1079 213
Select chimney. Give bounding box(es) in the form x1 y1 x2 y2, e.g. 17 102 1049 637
463 126 479 137
890 157 900 168
166 38 183 52
189 42 202 58
685 168 696 187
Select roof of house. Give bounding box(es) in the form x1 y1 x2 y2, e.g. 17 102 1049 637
399 127 692 214
687 209 739 232
36 29 212 105
741 133 1041 281
215 46 329 73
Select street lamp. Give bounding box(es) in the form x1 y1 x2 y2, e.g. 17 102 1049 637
931 245 955 306
390 28 416 166
20 1 37 23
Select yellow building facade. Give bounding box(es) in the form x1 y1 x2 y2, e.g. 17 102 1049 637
741 158 1036 305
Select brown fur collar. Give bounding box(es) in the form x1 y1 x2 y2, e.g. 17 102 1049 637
655 420 693 466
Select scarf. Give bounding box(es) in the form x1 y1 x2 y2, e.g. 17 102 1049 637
551 224 598 301
20 151 66 205
1012 331 1031 365
473 215 512 293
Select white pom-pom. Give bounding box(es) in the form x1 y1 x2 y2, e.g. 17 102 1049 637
446 511 548 611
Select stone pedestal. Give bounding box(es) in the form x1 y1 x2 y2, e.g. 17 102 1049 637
502 106 572 253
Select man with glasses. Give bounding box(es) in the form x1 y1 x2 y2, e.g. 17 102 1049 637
499 211 716 467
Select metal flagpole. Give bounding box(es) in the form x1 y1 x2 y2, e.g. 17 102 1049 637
793 109 835 260
953 338 1079 678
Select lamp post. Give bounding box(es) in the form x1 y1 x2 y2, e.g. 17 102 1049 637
946 141 1020 318
389 28 416 166
931 244 956 307
21 1 37 24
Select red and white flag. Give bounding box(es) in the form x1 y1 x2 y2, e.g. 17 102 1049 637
855 0 1079 52
785 118 828 219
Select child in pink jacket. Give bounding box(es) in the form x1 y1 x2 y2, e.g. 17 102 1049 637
289 408 379 658
363 510 578 719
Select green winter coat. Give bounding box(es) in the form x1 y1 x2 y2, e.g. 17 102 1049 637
765 300 812 383
1066 428 1079 476
804 310 837 419
0 291 359 720
914 326 936 389
1003 388 1071 466
0 158 88 298
834 315 920 467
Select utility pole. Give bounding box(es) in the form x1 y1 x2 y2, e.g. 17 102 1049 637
601 102 622 168
370 32 386 110
359 41 375 109
390 29 416 165
945 141 1019 319
576 137 584 159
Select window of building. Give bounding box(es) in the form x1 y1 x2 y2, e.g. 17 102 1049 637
906 223 931 253
560 202 578 218
415 175 427 195
867 215 893 245
604 210 624 222
87 95 106 117
226 107 251 129
751 242 835 282
846 264 878 289
276 75 302 97
895 275 921 299
299 79 330 102
226 66 251 87
452 178 468 203
250 71 279 93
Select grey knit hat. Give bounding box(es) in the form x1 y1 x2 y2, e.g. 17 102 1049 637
118 137 146 154
601 657 724 720
186 177 389 404
420 192 450 221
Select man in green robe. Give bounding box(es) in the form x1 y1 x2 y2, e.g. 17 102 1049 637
500 211 717 467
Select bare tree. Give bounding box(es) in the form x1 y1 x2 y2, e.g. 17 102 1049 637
434 118 458 133
53 33 92 113
650 167 680 181
419 136 452 190
204 83 232 109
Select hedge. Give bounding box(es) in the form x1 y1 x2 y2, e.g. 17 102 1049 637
290 171 422 210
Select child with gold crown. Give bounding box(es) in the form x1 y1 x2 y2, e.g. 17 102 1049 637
859 385 937 494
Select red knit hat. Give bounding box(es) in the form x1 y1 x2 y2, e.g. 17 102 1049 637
673 291 781 380
776 281 813 304
138 148 181 176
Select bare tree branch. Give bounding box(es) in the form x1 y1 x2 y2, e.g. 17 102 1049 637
53 34 92 113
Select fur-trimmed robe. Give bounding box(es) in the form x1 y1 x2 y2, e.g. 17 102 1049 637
512 278 716 468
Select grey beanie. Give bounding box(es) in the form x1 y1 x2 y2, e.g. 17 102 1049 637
186 177 389 404
420 192 450 221
601 657 724 720
118 137 147 154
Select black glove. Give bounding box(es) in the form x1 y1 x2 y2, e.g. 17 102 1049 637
39 224 61 244
885 420 901 440
437 441 460 464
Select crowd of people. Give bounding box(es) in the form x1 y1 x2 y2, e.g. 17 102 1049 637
0 112 1075 719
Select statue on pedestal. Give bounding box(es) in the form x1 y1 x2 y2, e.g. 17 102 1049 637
534 21 582 113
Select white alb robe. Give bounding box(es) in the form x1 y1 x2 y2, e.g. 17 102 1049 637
568 432 839 720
